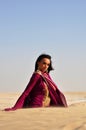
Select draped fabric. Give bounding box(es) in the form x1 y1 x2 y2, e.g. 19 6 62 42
5 72 67 111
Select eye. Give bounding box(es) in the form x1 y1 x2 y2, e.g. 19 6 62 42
43 62 46 65
43 62 50 66
47 64 50 66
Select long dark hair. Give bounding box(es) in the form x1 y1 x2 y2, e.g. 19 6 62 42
35 54 54 73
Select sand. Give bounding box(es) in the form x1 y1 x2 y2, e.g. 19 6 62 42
0 92 86 130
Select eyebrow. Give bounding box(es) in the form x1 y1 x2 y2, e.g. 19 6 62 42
43 62 50 65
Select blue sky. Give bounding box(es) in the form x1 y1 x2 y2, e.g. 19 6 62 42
0 0 86 92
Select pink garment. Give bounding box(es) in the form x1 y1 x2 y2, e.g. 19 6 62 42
5 72 67 111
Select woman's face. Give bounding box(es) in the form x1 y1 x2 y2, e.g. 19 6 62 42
37 58 50 72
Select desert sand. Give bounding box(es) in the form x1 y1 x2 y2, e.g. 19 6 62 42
0 92 86 130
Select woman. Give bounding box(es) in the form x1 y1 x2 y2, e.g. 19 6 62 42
5 54 67 111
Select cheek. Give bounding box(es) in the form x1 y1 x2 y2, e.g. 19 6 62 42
39 64 44 69
41 64 46 69
42 64 45 68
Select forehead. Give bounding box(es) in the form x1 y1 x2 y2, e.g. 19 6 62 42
40 58 50 63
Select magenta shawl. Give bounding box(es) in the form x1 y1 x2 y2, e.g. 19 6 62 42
5 72 67 111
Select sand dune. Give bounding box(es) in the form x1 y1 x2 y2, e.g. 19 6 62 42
0 92 86 130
